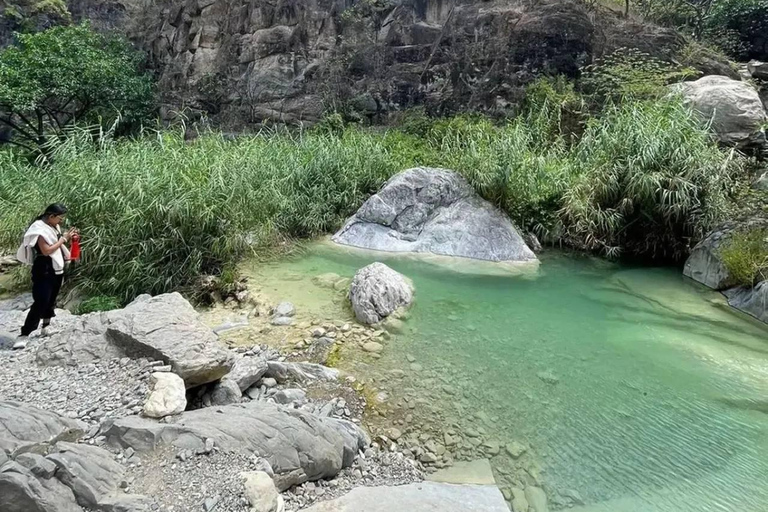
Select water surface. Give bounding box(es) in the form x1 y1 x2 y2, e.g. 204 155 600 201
248 244 768 511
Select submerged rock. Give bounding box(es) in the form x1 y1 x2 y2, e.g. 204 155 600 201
332 168 537 263
673 75 767 148
349 263 413 325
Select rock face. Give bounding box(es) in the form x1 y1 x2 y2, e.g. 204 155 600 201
29 0 728 130
349 263 413 325
333 168 537 263
724 282 768 323
333 168 536 262
106 293 234 387
674 75 767 148
101 401 369 490
143 372 187 418
0 461 82 512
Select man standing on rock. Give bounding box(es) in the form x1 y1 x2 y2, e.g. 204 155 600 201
15 203 78 346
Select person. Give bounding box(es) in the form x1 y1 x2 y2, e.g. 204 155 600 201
15 203 78 343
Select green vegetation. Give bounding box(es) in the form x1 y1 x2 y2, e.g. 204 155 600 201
73 295 122 315
0 89 743 301
0 23 154 156
720 228 768 286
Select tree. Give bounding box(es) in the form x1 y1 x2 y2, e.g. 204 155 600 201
0 23 154 155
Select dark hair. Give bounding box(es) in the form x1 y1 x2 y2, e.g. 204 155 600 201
37 203 68 221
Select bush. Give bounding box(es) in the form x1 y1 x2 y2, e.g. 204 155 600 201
560 98 741 260
720 228 768 286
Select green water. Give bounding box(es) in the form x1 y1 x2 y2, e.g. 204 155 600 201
251 244 768 511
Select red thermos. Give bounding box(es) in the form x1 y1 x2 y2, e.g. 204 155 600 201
70 234 81 261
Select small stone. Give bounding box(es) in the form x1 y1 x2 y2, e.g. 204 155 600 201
406 354 416 363
537 371 559 385
420 452 438 464
505 441 527 459
203 496 220 512
273 302 295 317
261 377 277 388
362 341 383 353
270 316 294 326
387 428 403 441
204 438 215 453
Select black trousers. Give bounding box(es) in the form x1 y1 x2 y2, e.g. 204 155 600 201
21 257 63 336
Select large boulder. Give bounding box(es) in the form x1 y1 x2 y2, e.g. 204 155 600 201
0 401 85 456
748 60 768 81
674 75 767 148
101 401 369 490
348 263 413 325
106 293 234 387
332 168 537 263
684 219 768 290
724 281 768 323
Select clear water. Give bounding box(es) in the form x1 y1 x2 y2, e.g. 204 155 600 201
247 243 768 512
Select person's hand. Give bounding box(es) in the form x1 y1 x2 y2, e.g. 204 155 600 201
63 228 77 242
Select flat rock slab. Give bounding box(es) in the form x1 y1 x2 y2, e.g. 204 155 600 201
427 459 496 486
301 482 509 512
332 168 537 263
0 401 85 455
101 401 368 490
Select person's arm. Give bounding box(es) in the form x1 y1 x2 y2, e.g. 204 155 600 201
36 229 74 256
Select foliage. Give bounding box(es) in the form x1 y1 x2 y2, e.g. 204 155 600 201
560 99 740 260
720 228 768 286
580 48 698 105
0 95 740 300
0 23 154 156
74 295 122 315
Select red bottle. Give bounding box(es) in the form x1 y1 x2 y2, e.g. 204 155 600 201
70 234 81 261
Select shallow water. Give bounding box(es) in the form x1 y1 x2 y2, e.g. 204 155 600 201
247 243 768 512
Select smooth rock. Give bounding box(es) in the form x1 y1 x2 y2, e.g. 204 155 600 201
428 459 496 486
265 361 339 383
222 355 269 392
0 461 82 512
270 317 294 326
273 389 306 405
505 442 527 459
101 401 369 491
0 401 85 455
724 281 768 323
143 372 187 418
349 263 413 325
362 341 384 353
106 293 234 387
332 168 537 263
673 75 767 147
241 471 281 512
210 379 243 406
300 481 509 511
524 486 548 512
273 302 295 318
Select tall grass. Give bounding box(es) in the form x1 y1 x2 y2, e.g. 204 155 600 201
0 96 741 301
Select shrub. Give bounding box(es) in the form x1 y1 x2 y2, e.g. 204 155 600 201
560 98 741 260
720 228 768 286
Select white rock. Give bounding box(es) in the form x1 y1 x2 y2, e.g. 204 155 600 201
143 372 186 418
241 471 281 512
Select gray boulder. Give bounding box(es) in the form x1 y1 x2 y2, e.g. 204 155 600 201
674 75 767 147
748 60 768 81
724 281 768 323
265 361 339 383
332 168 537 263
0 461 81 512
349 263 413 325
684 219 768 290
36 314 122 367
210 379 242 406
106 293 234 387
101 401 369 490
0 401 85 455
223 355 269 392
46 442 125 508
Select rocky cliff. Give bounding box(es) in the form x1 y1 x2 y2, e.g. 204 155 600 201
2 0 735 128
